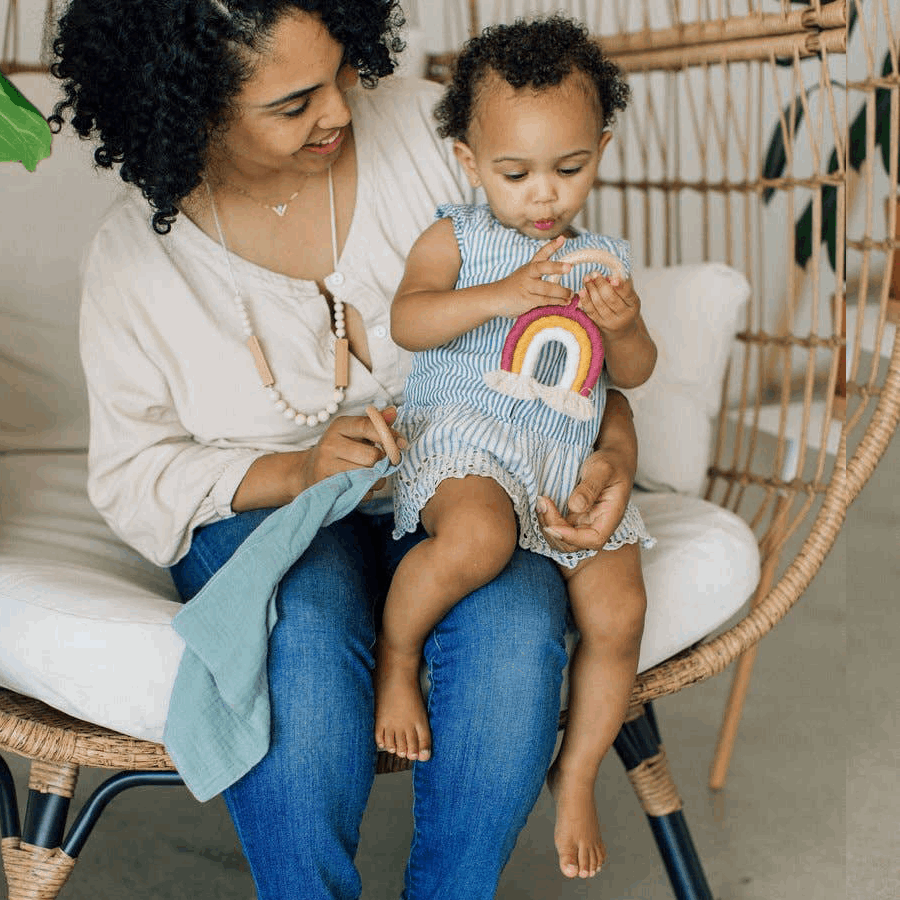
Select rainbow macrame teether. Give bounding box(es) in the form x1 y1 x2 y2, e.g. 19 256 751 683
483 248 626 420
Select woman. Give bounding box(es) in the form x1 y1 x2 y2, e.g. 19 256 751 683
51 1 640 896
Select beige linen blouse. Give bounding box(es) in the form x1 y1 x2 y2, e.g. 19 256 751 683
79 77 469 566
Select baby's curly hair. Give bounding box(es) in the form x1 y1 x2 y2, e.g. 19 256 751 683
49 0 405 234
435 14 630 143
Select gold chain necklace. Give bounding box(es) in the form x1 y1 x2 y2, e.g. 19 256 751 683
226 176 311 217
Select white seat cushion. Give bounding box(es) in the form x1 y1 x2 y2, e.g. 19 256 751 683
0 453 183 740
0 452 759 743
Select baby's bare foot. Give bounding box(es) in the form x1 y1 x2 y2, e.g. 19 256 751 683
547 762 606 878
374 641 432 761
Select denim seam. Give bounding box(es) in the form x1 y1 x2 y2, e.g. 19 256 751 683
405 642 439 899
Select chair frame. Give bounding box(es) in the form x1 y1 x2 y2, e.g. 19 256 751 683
3 2 897 898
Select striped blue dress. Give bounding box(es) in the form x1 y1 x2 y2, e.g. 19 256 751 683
393 203 654 567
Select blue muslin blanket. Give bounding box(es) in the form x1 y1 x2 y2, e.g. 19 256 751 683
163 457 395 802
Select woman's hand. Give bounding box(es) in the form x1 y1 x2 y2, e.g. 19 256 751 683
298 407 406 493
494 235 574 317
231 407 407 512
536 450 634 552
536 390 637 553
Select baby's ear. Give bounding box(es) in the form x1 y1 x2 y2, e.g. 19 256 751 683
453 140 481 188
597 130 613 157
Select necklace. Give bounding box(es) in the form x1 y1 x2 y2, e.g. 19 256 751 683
227 178 303 217
206 167 350 428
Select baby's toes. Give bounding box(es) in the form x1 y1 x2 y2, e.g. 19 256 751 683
415 724 432 762
597 837 607 869
578 844 593 878
383 729 398 755
405 727 420 760
587 840 606 877
558 846 579 879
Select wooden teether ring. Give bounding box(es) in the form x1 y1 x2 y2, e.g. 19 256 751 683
365 405 402 465
548 247 627 283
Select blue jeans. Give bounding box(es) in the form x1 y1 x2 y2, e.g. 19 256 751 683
170 508 568 900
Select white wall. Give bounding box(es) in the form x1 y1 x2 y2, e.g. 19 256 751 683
0 0 50 67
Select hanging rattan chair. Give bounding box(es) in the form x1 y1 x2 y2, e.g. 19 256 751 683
2 2 896 898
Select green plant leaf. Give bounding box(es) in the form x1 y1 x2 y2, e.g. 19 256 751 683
0 72 53 171
795 199 814 269
795 147 840 272
794 190 839 272
848 103 868 172
876 50 897 176
762 101 805 203
776 1 865 272
822 180 838 272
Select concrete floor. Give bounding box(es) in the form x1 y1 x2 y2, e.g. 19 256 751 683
2 431 896 900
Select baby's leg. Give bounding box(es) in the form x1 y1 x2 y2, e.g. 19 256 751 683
547 543 647 878
376 476 517 761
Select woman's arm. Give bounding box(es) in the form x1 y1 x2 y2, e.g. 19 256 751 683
231 408 406 511
536 389 638 551
87 315 403 558
391 222 575 351
83 297 267 568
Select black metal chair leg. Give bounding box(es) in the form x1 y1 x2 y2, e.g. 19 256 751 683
1 759 80 900
62 771 184 858
0 756 183 900
0 755 21 842
614 703 713 900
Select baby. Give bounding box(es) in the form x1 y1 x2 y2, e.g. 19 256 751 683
377 15 657 880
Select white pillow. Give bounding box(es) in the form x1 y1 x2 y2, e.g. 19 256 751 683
625 263 750 495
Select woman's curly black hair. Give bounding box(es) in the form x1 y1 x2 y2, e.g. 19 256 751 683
49 0 405 234
435 14 630 143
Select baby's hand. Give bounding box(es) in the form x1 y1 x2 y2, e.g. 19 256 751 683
578 273 642 340
494 235 574 317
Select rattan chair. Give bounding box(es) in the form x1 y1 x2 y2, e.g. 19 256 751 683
2 2 896 898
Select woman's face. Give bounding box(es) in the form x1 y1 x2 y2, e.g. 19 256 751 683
454 71 611 241
216 11 358 177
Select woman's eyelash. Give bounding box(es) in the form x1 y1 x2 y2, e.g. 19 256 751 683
282 57 350 119
282 101 311 118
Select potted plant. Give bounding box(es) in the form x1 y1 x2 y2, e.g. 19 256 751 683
761 1 896 273
0 71 52 170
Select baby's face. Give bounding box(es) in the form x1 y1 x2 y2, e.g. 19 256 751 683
455 71 611 241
